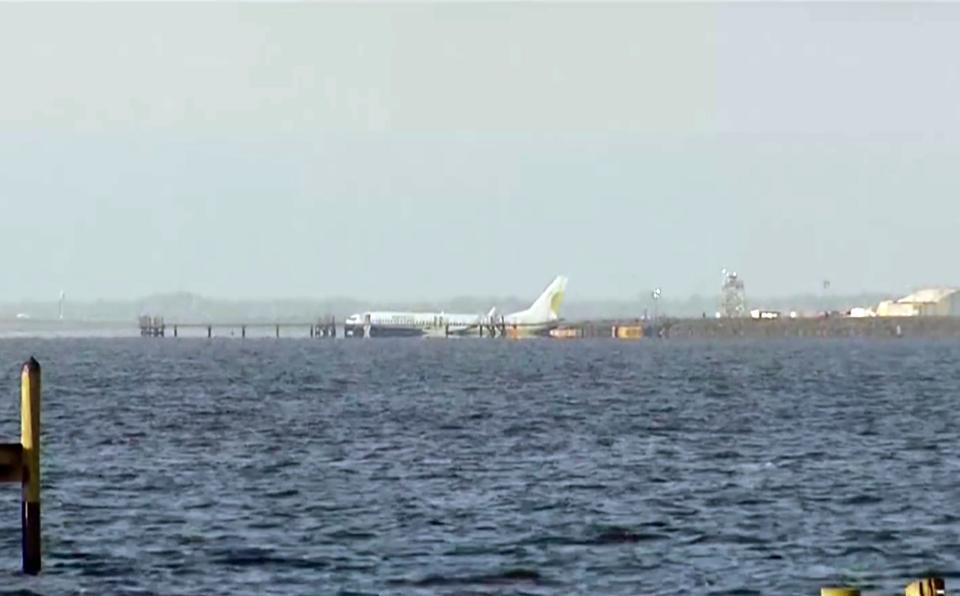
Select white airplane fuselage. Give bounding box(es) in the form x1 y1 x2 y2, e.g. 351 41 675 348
344 276 568 338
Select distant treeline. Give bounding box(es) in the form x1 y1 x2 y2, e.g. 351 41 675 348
0 291 896 322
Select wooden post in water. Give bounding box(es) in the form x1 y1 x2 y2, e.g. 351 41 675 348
173 325 178 338
207 325 212 339
275 325 280 339
905 577 945 596
241 326 246 339
20 358 41 575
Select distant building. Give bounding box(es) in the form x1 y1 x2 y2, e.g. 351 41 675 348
874 288 960 317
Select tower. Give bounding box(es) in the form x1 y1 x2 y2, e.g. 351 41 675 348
651 287 662 319
719 269 746 317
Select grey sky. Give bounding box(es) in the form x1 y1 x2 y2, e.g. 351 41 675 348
1 3 958 302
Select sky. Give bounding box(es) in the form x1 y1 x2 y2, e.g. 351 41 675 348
1 2 959 302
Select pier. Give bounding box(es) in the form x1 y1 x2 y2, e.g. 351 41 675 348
137 315 960 340
139 316 337 338
645 315 960 339
553 315 960 340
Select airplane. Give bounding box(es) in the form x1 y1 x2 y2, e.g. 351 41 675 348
343 275 568 338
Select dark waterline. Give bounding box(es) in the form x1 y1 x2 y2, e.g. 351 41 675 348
0 338 956 594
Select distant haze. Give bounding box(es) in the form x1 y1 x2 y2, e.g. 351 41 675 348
1 3 958 303
0 291 895 324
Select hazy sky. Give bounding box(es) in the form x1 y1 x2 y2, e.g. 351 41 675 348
2 2 959 302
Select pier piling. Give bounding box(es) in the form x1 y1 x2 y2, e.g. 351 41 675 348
819 578 945 595
905 577 945 596
20 359 41 574
0 358 42 574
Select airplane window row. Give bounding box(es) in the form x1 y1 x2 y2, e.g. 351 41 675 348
375 316 481 327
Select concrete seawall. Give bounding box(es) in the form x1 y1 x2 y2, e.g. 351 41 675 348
645 317 960 339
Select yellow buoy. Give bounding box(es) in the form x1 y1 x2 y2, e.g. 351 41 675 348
821 589 860 596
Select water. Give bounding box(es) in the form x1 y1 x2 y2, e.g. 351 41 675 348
0 338 957 594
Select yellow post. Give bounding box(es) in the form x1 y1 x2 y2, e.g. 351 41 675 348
821 589 860 596
905 577 945 596
20 357 40 575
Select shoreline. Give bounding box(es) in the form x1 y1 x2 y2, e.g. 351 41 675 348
2 316 960 339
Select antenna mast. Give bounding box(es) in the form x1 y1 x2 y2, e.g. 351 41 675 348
719 269 746 318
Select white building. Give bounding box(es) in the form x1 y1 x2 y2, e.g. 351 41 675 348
874 288 960 317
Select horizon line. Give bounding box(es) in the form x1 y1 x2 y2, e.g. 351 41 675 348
0 288 922 306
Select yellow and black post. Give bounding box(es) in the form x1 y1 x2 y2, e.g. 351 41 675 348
0 357 43 574
905 577 945 596
21 357 41 574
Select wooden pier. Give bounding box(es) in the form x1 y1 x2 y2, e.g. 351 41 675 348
138 314 960 340
139 316 337 338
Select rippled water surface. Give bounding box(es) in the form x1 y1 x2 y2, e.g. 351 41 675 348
0 338 958 594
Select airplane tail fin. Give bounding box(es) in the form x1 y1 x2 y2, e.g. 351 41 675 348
514 275 567 323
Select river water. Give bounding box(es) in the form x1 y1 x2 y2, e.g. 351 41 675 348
0 338 956 594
